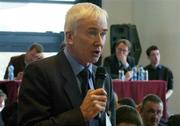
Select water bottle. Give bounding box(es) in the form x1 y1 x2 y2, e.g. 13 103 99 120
119 70 124 81
8 65 14 80
138 66 144 80
132 67 137 81
144 70 149 81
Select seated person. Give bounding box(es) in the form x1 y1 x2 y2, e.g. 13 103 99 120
0 89 7 112
113 92 120 109
144 45 173 100
118 97 136 108
1 87 19 126
4 42 44 80
139 94 164 126
116 105 143 126
103 39 135 79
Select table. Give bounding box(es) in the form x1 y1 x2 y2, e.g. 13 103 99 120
113 80 167 119
0 80 21 104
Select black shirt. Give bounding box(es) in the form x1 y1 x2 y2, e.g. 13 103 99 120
145 64 173 91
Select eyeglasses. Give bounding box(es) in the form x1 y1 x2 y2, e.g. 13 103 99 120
117 48 129 53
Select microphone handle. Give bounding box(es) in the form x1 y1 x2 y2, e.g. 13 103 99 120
95 79 106 125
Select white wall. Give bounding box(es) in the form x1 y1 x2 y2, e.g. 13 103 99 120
103 0 180 115
102 0 133 58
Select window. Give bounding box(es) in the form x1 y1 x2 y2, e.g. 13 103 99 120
0 1 73 79
0 2 73 32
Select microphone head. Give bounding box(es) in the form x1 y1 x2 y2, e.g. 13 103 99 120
95 67 107 79
95 67 107 89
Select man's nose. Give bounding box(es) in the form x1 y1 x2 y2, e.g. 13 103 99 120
94 35 104 47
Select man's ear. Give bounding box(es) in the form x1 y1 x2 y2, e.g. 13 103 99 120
65 32 73 45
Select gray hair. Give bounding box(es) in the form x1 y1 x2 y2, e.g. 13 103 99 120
64 2 108 42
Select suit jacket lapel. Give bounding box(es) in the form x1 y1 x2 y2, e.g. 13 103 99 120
56 52 82 107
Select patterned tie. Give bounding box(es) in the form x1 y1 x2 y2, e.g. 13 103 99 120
79 67 90 98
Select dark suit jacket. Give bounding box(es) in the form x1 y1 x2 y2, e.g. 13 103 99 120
4 54 26 79
103 54 135 79
1 102 17 126
18 51 115 126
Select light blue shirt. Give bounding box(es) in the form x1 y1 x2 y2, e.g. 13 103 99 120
64 48 94 92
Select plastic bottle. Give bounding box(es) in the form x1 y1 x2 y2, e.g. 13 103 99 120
132 67 137 81
8 65 14 80
119 70 124 81
144 70 149 81
138 66 144 80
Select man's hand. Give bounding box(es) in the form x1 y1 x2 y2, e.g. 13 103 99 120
125 71 133 81
80 88 107 121
15 72 24 80
117 54 128 66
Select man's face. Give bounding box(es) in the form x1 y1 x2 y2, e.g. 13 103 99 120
141 101 163 126
25 48 43 64
66 17 108 66
115 43 129 61
148 50 160 66
0 96 5 107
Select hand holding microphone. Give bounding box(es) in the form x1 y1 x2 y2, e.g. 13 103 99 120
80 67 107 121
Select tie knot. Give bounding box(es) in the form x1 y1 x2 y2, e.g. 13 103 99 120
79 67 90 79
78 67 91 98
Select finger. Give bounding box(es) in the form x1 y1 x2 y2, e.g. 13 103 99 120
95 103 106 112
94 100 107 107
90 100 107 113
90 95 107 103
86 100 106 113
89 88 107 96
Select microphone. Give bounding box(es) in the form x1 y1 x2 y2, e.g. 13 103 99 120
95 67 107 89
95 67 107 125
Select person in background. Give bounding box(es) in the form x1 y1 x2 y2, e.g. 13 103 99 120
103 39 135 80
18 3 115 126
140 94 164 126
116 105 144 126
145 45 173 100
0 89 6 126
167 114 180 126
1 87 19 126
0 89 7 112
118 97 136 109
4 42 44 80
113 92 120 109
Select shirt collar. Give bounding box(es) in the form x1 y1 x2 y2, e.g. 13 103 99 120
64 47 92 76
150 64 162 69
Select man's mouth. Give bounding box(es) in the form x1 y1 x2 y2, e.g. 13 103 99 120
151 118 158 125
93 50 101 56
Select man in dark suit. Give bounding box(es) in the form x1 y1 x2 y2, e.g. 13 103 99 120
103 39 135 80
4 43 44 80
18 3 115 126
